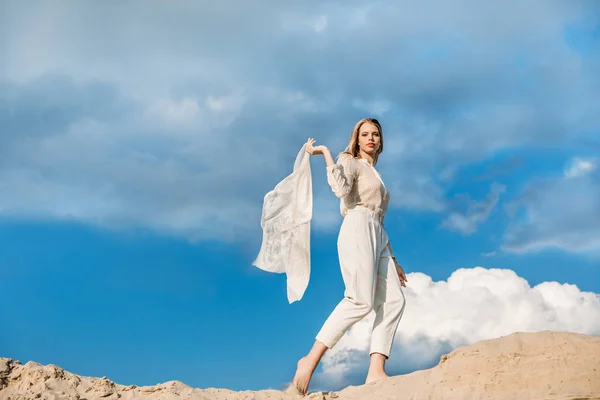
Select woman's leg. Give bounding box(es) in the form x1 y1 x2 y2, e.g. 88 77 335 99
366 244 406 383
289 211 379 394
286 340 328 395
366 353 388 383
315 212 379 351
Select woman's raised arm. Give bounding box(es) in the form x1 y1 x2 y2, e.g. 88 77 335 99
305 138 357 198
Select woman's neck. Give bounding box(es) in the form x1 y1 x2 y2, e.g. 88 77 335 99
358 151 376 166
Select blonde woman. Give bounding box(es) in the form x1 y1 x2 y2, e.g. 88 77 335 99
288 118 408 395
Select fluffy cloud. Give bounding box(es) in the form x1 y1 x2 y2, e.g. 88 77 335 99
311 266 600 391
0 1 599 240
502 157 600 253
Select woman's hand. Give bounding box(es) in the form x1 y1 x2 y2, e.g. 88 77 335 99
306 138 328 156
393 257 408 287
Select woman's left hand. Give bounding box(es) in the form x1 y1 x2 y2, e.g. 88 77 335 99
393 258 408 287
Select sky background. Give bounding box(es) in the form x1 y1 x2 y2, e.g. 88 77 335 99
1 0 600 393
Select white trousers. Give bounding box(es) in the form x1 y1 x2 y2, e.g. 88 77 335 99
316 206 406 358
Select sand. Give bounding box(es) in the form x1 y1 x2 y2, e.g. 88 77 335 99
2 331 599 400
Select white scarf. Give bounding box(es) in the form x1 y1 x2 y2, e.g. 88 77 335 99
253 144 312 303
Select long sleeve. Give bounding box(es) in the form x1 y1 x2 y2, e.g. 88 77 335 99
326 154 358 198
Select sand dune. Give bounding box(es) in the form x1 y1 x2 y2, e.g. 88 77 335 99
2 331 599 400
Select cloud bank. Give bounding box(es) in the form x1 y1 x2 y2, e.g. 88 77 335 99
1 1 598 248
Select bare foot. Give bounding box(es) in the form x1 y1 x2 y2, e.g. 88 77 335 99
286 356 317 396
365 371 389 384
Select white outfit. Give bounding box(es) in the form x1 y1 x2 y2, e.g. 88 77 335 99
316 154 406 357
253 144 312 304
253 148 406 357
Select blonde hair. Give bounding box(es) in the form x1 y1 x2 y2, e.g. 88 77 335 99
340 117 384 165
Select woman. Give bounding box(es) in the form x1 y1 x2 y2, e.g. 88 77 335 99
288 117 408 395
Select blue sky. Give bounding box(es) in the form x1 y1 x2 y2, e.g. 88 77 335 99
1 0 599 394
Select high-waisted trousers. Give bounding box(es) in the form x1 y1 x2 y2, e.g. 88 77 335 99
315 206 406 358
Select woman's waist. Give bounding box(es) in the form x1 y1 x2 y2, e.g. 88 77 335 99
343 204 386 222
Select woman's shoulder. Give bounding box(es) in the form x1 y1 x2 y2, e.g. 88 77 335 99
336 152 362 173
337 152 359 163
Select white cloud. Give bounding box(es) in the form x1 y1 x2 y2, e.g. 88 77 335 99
502 157 600 254
311 266 600 390
145 97 201 128
206 92 245 113
143 92 245 132
441 182 505 234
311 15 328 33
564 157 597 179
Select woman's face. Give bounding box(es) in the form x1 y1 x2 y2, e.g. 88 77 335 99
357 122 381 155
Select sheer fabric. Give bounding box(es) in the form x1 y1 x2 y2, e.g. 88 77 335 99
326 154 390 221
253 144 313 303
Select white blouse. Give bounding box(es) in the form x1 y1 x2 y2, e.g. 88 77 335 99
326 154 390 221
